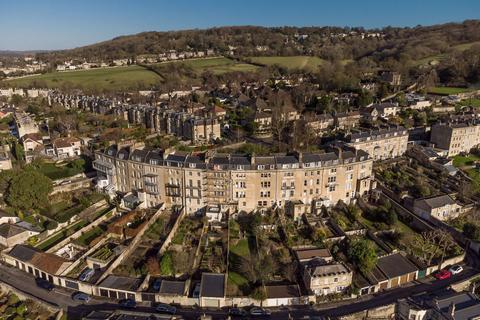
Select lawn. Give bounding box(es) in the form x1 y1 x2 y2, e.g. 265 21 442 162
74 226 104 247
34 159 88 180
247 55 325 71
4 65 161 91
153 57 259 75
459 98 480 108
465 168 480 192
452 154 480 167
228 271 249 289
36 219 87 251
230 239 250 257
42 191 103 223
427 86 473 95
171 216 203 246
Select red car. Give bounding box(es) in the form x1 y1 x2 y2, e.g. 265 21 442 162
434 269 452 280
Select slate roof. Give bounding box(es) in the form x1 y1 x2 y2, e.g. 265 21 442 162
295 248 332 261
305 260 350 277
416 194 456 210
266 284 301 299
376 253 418 278
0 223 29 238
98 275 142 291
349 126 408 142
435 292 480 320
8 244 37 262
200 273 225 298
159 280 185 296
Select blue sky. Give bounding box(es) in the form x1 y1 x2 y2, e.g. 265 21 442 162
1 0 479 51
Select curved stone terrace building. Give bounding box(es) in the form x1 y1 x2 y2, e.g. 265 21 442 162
93 143 374 214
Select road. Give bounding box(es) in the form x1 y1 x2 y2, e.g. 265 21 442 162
0 262 478 320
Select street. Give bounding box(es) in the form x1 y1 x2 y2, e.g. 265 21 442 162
0 261 478 320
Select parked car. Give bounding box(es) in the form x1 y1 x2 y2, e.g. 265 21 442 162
156 303 176 314
35 278 54 291
250 307 271 316
72 291 91 303
119 298 136 309
449 265 463 275
435 269 452 280
229 307 248 317
79 268 95 282
152 279 162 291
192 283 201 298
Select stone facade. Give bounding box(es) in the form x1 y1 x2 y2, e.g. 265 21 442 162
93 144 374 214
430 121 480 157
347 126 409 160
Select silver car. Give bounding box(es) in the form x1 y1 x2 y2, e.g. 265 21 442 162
72 291 91 303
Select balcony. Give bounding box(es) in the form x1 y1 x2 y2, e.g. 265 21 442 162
93 159 115 175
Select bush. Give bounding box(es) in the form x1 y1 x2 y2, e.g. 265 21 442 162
44 220 58 230
347 239 377 274
7 294 19 305
160 251 174 276
463 222 480 241
250 286 267 301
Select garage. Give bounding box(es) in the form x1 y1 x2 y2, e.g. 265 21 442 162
390 277 399 288
379 281 388 291
199 273 225 308
265 285 301 307
202 298 220 308
376 253 418 290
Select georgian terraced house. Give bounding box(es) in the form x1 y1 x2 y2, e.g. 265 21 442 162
430 120 480 157
347 126 409 160
93 143 374 214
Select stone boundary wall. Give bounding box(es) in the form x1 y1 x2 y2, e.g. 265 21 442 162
0 281 61 314
96 204 166 284
46 205 112 253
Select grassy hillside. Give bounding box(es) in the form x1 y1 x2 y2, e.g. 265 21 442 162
4 65 161 91
152 57 259 75
413 40 480 66
3 57 259 92
247 56 325 71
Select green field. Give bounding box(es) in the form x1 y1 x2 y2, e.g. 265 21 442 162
427 86 473 95
247 55 325 71
154 57 259 75
4 65 161 91
414 41 480 66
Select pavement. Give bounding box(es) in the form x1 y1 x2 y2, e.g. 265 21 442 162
0 261 479 320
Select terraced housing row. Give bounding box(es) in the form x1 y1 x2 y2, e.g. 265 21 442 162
93 143 375 214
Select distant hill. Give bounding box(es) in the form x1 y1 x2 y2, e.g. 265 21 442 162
34 21 480 64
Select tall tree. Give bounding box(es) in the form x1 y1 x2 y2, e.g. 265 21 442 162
6 169 52 212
